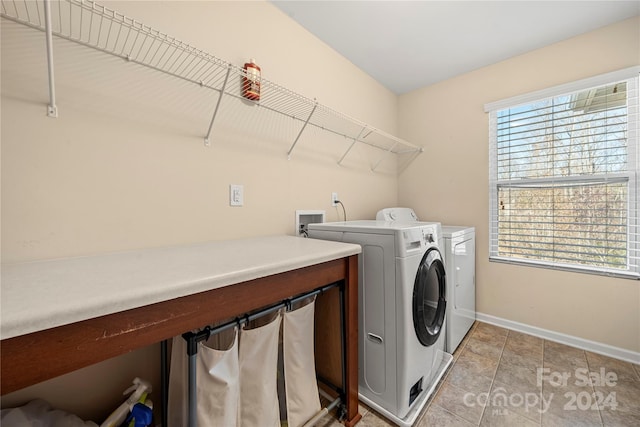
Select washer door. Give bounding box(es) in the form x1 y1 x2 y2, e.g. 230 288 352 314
412 247 446 347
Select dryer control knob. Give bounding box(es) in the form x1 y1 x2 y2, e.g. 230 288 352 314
426 233 434 243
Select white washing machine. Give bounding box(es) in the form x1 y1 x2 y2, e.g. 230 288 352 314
308 220 452 426
377 208 476 353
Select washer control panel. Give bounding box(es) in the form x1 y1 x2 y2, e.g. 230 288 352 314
400 224 440 256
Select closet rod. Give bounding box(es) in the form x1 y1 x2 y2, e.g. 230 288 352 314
182 280 339 351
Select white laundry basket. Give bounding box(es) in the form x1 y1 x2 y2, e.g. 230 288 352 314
283 299 321 427
168 329 240 427
167 295 327 427
239 314 282 427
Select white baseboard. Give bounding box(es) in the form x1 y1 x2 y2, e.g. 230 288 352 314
475 312 640 365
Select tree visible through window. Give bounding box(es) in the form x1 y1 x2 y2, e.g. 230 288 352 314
487 70 639 277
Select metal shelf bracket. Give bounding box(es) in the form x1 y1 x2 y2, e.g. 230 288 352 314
371 142 399 172
204 65 232 147
44 0 58 118
338 126 368 166
287 100 318 160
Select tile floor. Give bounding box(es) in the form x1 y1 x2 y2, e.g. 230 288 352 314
319 321 640 427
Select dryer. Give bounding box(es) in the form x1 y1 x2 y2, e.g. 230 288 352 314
308 220 452 426
377 208 476 353
441 226 476 353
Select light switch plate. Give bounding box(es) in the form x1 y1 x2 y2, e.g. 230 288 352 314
230 184 243 206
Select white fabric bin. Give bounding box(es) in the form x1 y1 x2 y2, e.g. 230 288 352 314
238 313 282 427
168 329 239 427
283 300 321 427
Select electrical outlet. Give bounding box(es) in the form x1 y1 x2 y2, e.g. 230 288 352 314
331 192 339 207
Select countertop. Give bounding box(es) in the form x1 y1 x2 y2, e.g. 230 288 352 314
1 235 361 340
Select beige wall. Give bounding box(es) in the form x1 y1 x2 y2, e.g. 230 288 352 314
0 0 399 419
2 0 400 264
398 16 640 353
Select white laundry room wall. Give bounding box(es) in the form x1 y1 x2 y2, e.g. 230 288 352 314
397 17 640 356
0 0 401 420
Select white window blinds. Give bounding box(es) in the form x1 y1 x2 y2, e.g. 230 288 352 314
486 68 639 279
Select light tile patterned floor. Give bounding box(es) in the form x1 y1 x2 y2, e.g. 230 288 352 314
318 321 640 426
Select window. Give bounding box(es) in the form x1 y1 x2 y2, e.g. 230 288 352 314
486 68 639 279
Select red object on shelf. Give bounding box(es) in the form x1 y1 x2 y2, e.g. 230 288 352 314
242 58 261 101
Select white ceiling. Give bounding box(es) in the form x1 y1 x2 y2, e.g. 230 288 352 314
271 1 640 94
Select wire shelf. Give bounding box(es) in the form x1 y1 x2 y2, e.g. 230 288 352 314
1 0 423 168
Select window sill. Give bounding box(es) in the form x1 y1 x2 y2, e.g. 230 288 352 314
489 256 640 281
